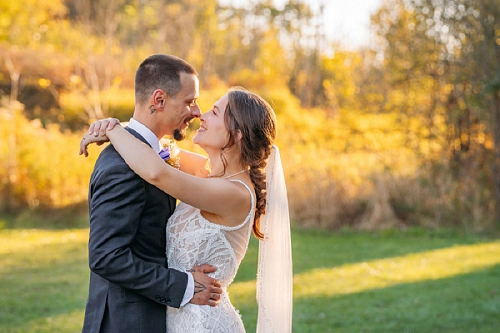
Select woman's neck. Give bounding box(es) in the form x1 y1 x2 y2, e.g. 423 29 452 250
206 149 246 178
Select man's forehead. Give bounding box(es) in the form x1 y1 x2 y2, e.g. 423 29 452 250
179 73 199 97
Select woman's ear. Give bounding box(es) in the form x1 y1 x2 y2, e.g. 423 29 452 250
235 129 243 143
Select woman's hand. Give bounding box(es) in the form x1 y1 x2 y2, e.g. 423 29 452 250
88 118 121 137
79 118 121 157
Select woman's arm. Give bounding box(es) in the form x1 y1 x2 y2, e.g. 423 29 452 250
178 149 210 178
81 118 209 177
81 126 250 225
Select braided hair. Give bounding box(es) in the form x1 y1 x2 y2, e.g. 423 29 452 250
218 87 277 239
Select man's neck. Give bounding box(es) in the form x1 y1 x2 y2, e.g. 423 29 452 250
132 111 161 138
128 118 162 152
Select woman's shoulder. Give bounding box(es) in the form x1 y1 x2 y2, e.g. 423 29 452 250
221 179 255 227
228 179 255 203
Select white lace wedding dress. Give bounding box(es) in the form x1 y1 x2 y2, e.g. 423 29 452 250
166 180 255 333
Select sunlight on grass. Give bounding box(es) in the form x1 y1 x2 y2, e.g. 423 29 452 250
229 241 500 300
0 229 89 272
0 229 88 254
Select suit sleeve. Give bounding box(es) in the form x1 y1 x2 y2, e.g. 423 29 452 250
88 157 187 308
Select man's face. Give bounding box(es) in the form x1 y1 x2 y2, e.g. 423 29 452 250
163 72 201 140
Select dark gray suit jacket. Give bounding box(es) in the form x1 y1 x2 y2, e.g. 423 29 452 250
82 128 187 333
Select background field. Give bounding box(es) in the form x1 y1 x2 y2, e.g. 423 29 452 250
1 1 500 331
1 227 499 333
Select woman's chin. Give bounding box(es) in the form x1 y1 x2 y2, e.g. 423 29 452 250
193 137 207 150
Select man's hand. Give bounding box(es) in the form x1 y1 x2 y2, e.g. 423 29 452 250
188 264 222 307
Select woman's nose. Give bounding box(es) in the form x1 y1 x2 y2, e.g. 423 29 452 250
200 112 208 121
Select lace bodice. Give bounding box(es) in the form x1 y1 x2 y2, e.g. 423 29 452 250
166 180 255 332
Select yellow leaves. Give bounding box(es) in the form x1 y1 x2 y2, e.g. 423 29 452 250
346 113 396 132
166 3 183 16
38 78 51 88
0 107 101 208
321 51 363 102
112 76 122 87
477 131 486 145
340 112 408 155
266 85 421 193
262 85 422 187
124 5 137 17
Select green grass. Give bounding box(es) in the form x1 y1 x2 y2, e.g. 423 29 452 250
0 228 499 332
0 229 89 332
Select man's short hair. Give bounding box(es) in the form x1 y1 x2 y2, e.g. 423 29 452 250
135 54 198 105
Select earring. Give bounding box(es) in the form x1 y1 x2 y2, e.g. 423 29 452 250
149 105 156 114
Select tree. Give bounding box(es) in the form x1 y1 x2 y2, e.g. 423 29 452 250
371 0 500 224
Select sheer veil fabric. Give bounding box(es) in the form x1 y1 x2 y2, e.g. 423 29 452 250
256 146 293 333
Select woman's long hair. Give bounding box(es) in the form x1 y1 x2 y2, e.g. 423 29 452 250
219 87 277 239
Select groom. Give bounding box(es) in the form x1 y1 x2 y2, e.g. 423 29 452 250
81 54 222 333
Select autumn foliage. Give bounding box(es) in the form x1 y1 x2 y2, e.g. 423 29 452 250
0 0 499 231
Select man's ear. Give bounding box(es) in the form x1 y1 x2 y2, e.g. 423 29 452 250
152 89 167 110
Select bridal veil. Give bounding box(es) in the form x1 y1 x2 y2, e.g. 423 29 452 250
256 146 293 333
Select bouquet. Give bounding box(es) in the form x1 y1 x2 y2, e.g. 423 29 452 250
159 137 181 169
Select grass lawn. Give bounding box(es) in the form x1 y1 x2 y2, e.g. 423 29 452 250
0 227 499 332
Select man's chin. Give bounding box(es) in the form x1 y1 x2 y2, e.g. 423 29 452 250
173 128 186 141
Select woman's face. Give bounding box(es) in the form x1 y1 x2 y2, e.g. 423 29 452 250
193 93 230 149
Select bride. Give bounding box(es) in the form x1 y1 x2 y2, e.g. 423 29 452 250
80 87 292 332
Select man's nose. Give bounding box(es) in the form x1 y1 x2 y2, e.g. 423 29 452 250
191 104 201 117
